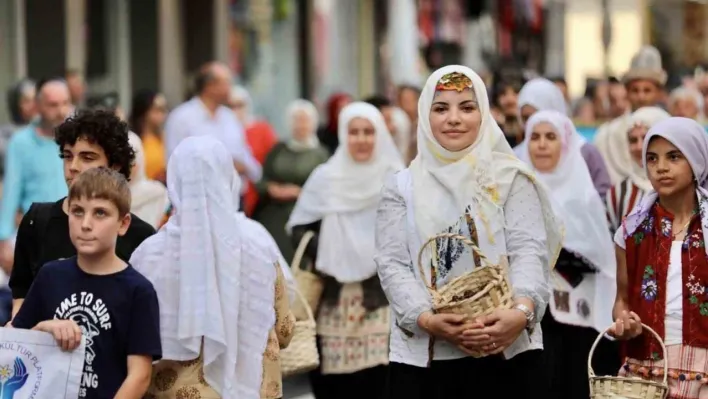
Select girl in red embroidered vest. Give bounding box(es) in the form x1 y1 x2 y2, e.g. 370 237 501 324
612 117 708 399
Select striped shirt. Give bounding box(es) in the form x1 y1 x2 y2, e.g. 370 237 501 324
606 178 647 234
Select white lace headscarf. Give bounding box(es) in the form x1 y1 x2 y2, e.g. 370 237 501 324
410 65 562 268
130 136 277 399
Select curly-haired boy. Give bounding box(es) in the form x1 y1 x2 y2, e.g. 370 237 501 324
9 110 155 319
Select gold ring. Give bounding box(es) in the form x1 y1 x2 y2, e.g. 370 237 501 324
492 342 497 349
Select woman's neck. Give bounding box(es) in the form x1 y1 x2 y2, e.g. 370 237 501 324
659 185 697 220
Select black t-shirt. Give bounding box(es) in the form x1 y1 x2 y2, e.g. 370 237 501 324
10 198 155 298
12 257 162 399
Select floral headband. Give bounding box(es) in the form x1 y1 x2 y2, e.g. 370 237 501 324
435 72 474 92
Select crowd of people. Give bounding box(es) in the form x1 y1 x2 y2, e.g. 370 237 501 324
0 43 706 399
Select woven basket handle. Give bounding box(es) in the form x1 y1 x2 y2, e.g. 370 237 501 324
416 232 492 291
587 323 668 385
289 286 316 323
291 231 315 272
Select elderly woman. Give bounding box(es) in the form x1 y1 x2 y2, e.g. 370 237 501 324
668 87 705 123
606 107 671 234
516 78 612 199
519 110 618 399
253 100 329 262
375 65 562 399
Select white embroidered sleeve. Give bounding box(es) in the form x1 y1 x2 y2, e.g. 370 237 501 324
504 174 551 323
375 175 431 334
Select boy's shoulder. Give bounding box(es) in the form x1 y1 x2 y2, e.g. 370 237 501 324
39 257 78 274
122 265 158 295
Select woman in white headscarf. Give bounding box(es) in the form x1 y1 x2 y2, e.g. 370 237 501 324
518 110 618 399
127 132 169 228
606 106 671 234
286 102 404 398
516 78 612 199
374 66 562 399
254 99 330 263
130 136 295 399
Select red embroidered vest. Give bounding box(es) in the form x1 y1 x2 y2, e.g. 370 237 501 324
623 203 708 360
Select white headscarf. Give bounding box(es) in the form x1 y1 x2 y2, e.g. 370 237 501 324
286 102 404 282
286 99 321 152
625 107 671 192
230 85 255 126
517 78 569 116
514 78 574 158
409 65 562 267
391 106 412 161
127 132 169 228
519 111 615 331
668 87 705 120
130 136 277 399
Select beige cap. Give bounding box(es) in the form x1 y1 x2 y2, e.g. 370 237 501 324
622 45 668 86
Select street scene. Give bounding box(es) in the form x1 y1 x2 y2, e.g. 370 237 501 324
0 0 707 398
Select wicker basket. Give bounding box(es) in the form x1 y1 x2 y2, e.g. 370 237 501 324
280 287 320 377
290 231 324 321
417 232 513 357
588 323 669 399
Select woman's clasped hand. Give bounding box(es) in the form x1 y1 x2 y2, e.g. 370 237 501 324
418 309 528 355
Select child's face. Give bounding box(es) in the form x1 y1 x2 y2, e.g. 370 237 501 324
68 197 130 257
645 136 695 197
62 137 113 187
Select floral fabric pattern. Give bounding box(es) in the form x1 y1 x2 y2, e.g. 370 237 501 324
641 265 658 301
687 274 708 317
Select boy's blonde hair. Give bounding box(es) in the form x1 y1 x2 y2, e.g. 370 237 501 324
68 167 131 216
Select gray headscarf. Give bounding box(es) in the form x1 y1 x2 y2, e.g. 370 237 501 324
621 117 708 252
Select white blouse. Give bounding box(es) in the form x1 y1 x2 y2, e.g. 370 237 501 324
374 169 550 367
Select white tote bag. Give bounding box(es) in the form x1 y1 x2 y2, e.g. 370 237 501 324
0 327 85 399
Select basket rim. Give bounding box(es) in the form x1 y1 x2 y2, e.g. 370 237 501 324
433 282 514 312
588 323 669 386
417 233 500 292
589 374 669 388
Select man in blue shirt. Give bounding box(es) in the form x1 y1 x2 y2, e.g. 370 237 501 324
0 79 71 269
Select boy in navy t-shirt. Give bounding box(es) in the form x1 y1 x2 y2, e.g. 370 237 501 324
12 167 161 399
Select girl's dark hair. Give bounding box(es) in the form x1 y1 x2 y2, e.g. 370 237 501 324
491 79 523 108
6 79 35 124
128 89 159 137
55 110 135 180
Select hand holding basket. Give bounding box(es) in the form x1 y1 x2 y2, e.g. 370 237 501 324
588 323 669 399
417 232 514 357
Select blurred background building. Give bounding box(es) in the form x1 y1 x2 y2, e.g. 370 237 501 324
0 0 706 135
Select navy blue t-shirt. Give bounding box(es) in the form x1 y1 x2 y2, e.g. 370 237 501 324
12 257 162 399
